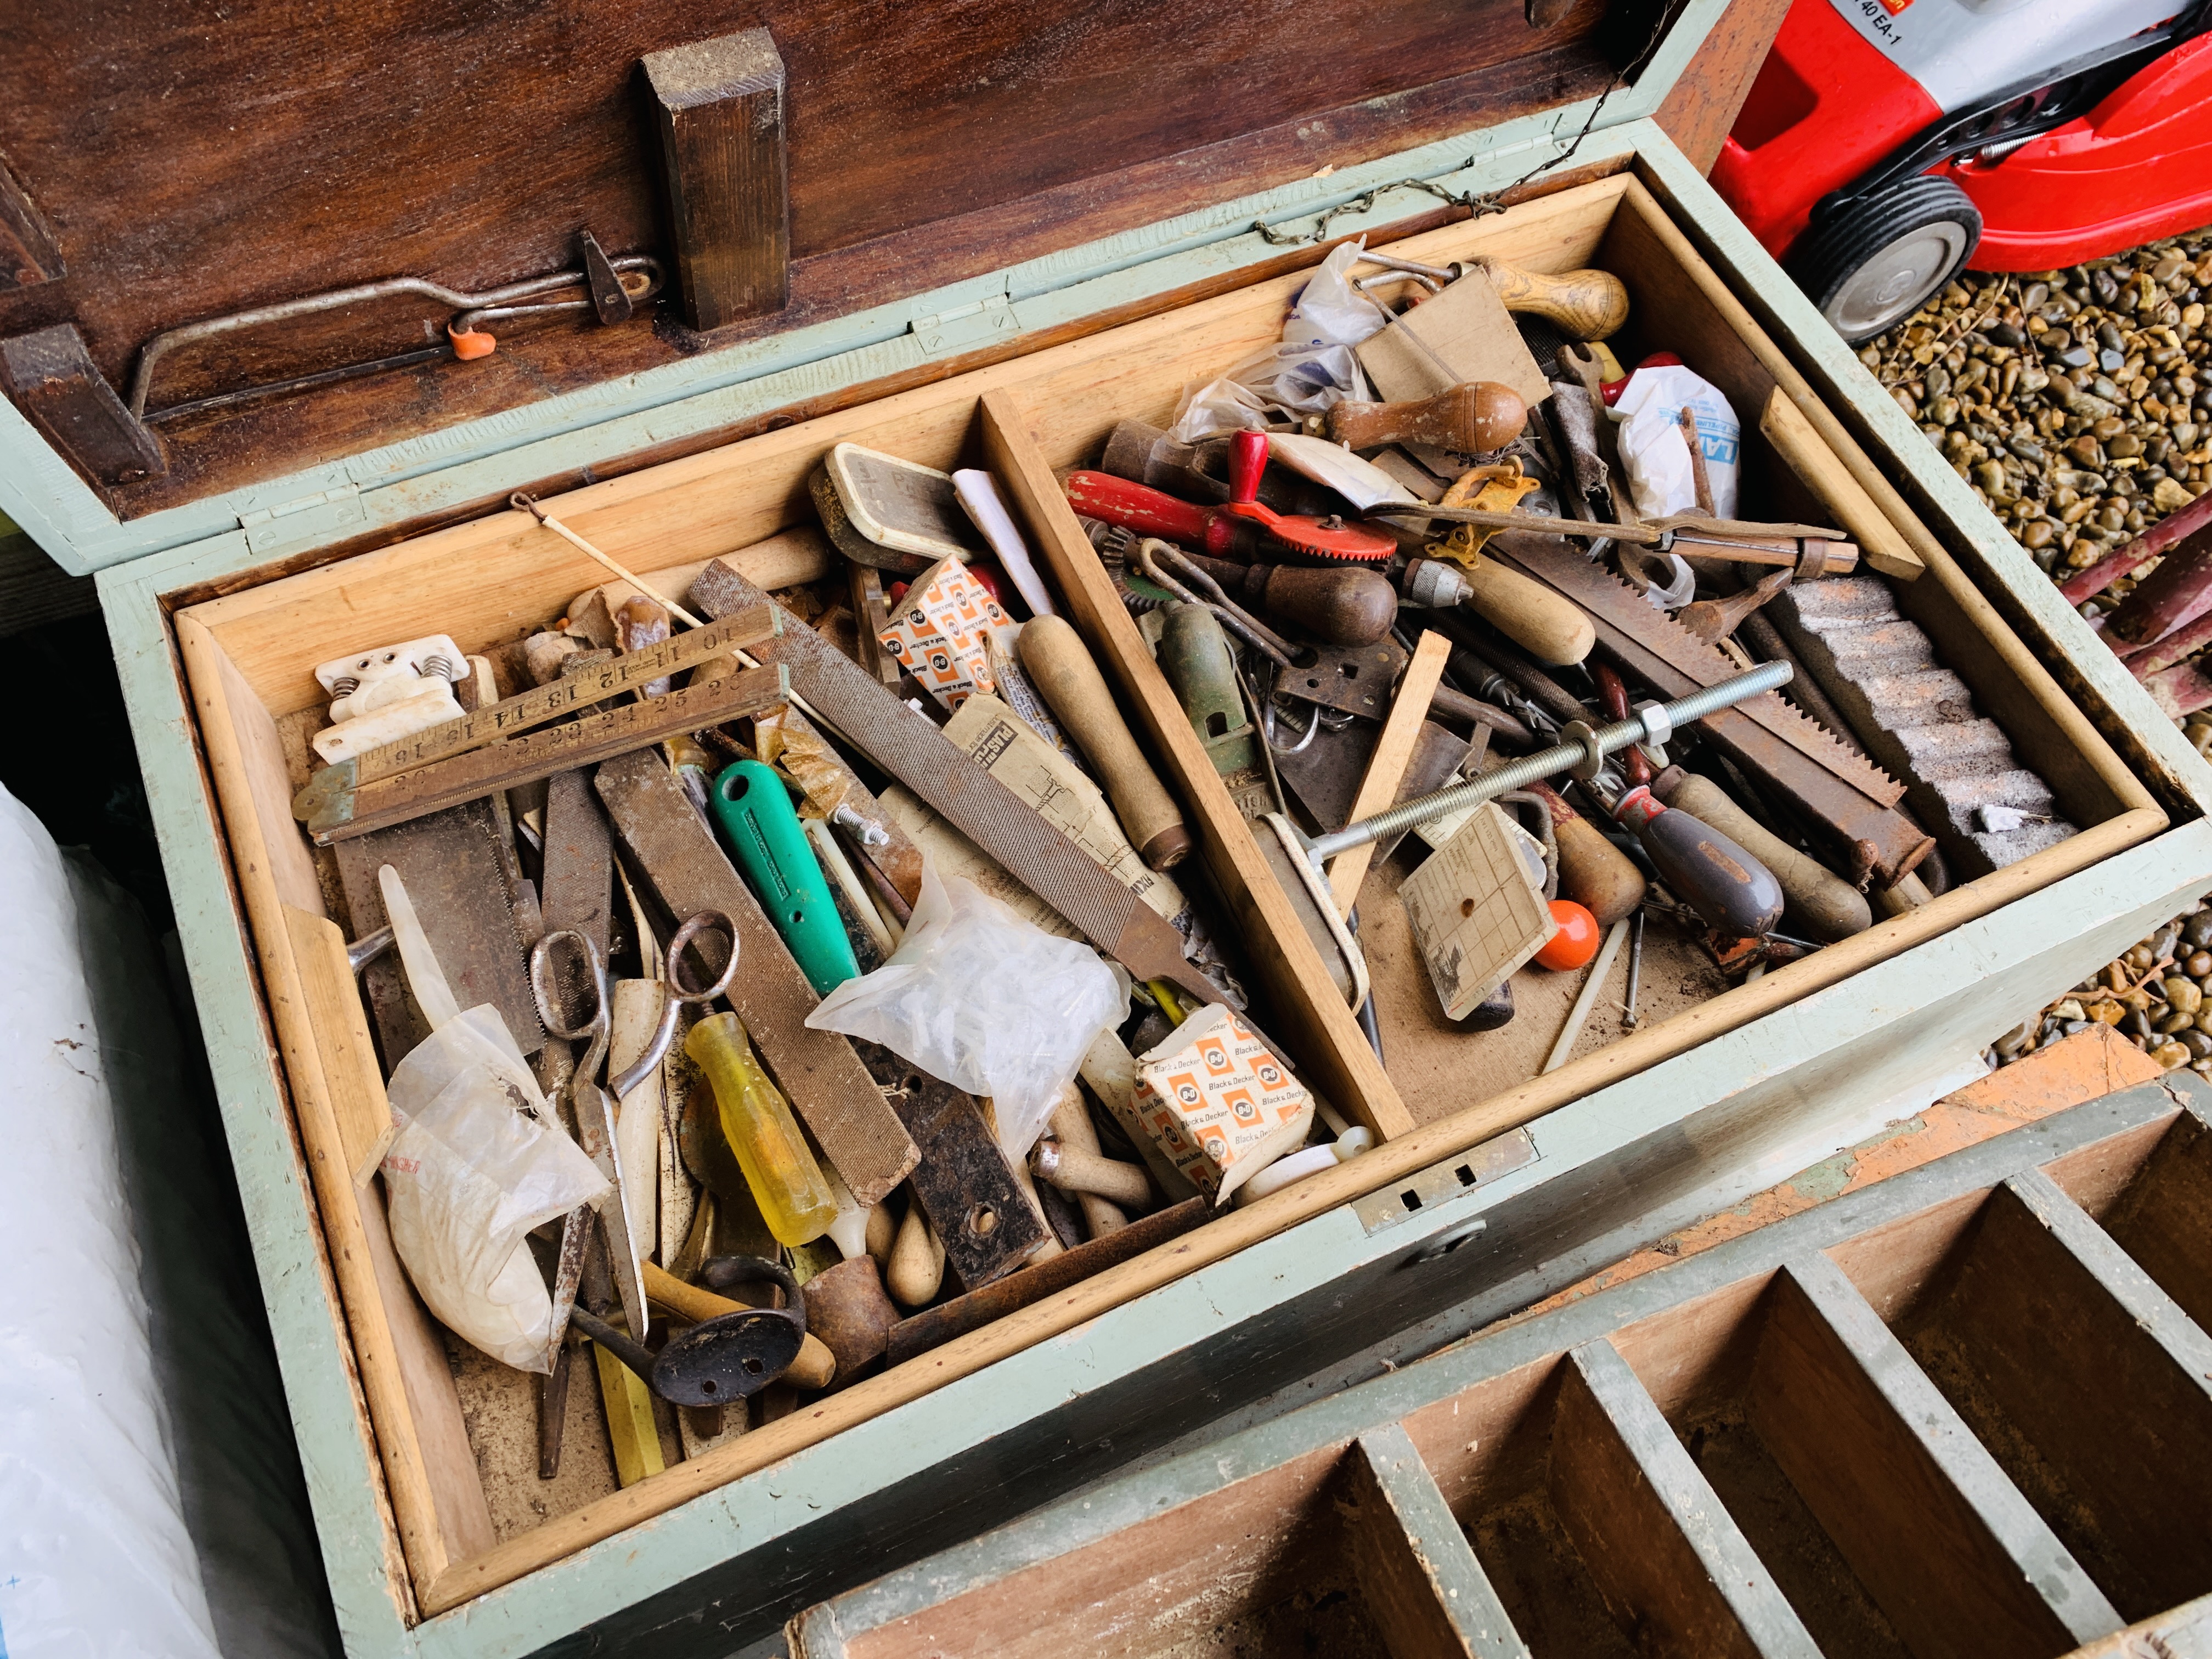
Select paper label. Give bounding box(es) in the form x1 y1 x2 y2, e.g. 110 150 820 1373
943 695 1187 923
1131 1005 1312 1203
878 557 1017 710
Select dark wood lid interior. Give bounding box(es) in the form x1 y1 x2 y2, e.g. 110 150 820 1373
0 0 1660 517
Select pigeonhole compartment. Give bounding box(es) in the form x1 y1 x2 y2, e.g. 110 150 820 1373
154 156 2198 1654
788 1077 2212 1659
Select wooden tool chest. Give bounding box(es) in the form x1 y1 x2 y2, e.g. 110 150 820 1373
12 1 2212 1655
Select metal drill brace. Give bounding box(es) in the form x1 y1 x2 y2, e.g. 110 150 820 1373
128 231 663 423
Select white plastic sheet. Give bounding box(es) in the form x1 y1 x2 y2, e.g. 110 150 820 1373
0 787 223 1659
1612 364 1742 520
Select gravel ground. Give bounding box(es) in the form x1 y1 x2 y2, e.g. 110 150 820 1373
1864 238 2212 1071
1867 237 2212 752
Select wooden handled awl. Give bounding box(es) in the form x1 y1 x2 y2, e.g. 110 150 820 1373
1019 615 1192 869
1401 555 1594 667
1177 554 1398 647
1324 382 1527 453
1476 257 1630 341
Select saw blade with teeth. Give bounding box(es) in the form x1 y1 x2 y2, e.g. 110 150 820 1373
1486 533 1906 805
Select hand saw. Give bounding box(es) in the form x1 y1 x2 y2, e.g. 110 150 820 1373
1482 534 1932 887
294 663 788 842
691 558 1222 1010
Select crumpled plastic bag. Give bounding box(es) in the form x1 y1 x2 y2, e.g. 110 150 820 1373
1234 239 1391 417
381 1005 608 1373
1612 364 1741 520
1166 375 1274 445
806 859 1126 1159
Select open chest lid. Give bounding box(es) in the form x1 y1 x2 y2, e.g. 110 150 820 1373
0 0 1728 578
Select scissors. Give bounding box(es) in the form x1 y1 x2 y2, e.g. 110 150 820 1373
530 911 740 1356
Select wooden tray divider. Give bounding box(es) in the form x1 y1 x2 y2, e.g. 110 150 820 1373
1551 1339 1821 1657
2095 1108 2212 1334
1751 1252 2122 1658
1338 1421 1530 1658
1899 1169 2212 1617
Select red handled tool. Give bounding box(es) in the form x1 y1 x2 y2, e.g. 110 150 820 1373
1064 431 1396 565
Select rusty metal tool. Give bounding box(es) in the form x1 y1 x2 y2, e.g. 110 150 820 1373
294 664 789 842
594 746 921 1207
853 1041 1052 1294
690 558 1224 1010
529 927 650 1355
1378 503 1859 576
1480 533 1932 887
332 799 545 1063
128 235 662 423
1680 568 1795 647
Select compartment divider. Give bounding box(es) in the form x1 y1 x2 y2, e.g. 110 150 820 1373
2096 1105 2212 1333
1932 1169 2212 1613
1752 1252 2122 1658
1341 1423 1528 1658
1550 1340 1820 1658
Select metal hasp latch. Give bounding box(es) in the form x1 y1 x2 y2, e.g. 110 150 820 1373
1353 1127 1539 1262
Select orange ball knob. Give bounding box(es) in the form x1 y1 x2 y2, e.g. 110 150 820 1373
1533 899 1600 972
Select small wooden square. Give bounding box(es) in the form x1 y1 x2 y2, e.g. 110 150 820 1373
1398 802 1556 1020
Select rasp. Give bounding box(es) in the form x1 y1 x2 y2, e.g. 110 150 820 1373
691 558 1221 1009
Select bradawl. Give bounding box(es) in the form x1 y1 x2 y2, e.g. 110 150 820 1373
1768 576 2078 877
690 558 1222 1009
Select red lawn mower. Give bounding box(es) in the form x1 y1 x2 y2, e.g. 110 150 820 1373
1713 0 2212 341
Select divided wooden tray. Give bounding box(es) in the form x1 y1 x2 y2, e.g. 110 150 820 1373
789 1071 2212 1657
167 167 2165 1623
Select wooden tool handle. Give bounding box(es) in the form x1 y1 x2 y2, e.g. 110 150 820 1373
1527 784 1645 927
1031 1140 1152 1208
1477 258 1630 341
642 1261 837 1389
1460 556 1596 667
1019 615 1192 869
1324 382 1527 453
1658 771 1871 941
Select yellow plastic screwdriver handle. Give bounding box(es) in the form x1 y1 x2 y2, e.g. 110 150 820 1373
684 1012 838 1246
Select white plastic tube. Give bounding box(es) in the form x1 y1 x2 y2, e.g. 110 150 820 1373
953 469 1058 619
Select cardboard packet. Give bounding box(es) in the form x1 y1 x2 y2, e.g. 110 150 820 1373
877 555 1016 710
1131 1005 1313 1204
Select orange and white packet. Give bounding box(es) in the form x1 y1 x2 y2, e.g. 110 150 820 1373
879 555 1017 710
1130 1005 1313 1205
